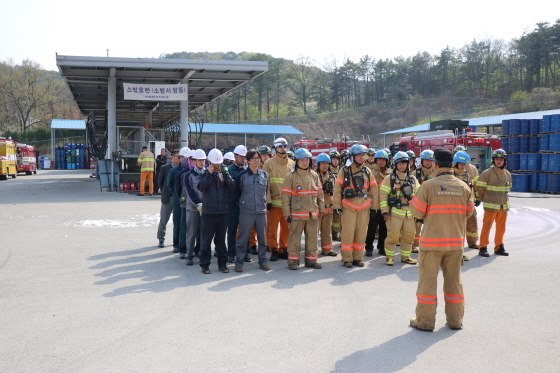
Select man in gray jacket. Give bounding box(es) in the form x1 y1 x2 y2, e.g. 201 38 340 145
157 149 179 247
234 149 270 272
184 149 206 265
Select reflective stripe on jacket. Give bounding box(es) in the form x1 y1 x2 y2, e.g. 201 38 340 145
475 166 511 212
332 162 379 212
379 170 419 218
410 168 474 251
281 168 324 220
262 155 294 208
137 150 155 172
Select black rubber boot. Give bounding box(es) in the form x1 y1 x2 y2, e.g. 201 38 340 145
365 250 373 257
270 249 279 261
495 244 509 256
479 246 490 257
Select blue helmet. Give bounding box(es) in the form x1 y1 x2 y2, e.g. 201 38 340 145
316 152 330 164
393 151 409 163
350 144 368 155
420 149 434 160
374 149 389 160
453 150 470 164
294 148 312 160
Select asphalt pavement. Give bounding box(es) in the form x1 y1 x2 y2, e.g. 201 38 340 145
1 170 559 372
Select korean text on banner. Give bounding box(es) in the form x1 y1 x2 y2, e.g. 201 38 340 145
123 83 188 101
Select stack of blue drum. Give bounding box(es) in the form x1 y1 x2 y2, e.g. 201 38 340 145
502 114 560 193
55 143 86 170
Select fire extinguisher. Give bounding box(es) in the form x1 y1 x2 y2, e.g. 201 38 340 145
120 182 124 191
124 182 129 191
134 181 140 190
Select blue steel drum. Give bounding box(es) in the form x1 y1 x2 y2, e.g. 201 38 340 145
550 134 560 152
548 174 560 193
551 115 560 132
520 136 529 153
502 120 509 136
509 119 520 135
508 154 520 171
510 174 528 192
519 153 528 170
501 137 509 152
529 172 539 191
538 173 548 191
520 120 529 135
527 153 540 171
542 115 551 133
541 153 549 172
530 119 541 135
540 134 549 151
550 154 560 173
509 137 520 153
529 136 539 153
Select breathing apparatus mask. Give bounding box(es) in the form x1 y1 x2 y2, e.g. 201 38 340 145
322 179 334 196
343 173 365 199
401 182 414 201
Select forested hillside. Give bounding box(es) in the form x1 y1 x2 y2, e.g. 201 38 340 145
1 20 559 146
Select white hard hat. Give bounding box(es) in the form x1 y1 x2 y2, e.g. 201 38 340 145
187 149 194 158
233 145 247 156
274 137 288 147
207 148 223 164
192 149 207 160
179 147 190 157
223 152 235 161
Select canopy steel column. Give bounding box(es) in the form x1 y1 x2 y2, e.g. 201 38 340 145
180 77 189 148
107 68 116 191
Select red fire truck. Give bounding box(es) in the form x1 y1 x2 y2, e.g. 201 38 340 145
16 143 38 175
293 137 371 163
390 127 501 172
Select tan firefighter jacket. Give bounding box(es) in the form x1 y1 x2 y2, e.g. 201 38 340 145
379 170 420 219
475 165 512 212
416 166 434 185
371 163 390 185
281 167 324 220
330 164 340 176
454 167 474 190
318 169 336 214
410 167 474 251
333 162 379 212
263 155 294 208
137 150 155 172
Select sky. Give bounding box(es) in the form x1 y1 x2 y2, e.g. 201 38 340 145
0 0 558 71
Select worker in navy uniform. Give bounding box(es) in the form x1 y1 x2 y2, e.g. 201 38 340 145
197 149 235 274
167 147 189 253
157 149 179 248
155 148 168 194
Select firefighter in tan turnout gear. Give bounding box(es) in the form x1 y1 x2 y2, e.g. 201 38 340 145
316 153 338 256
365 149 391 256
263 137 294 261
281 148 324 270
379 151 419 266
412 149 435 253
453 150 478 261
329 150 342 241
409 148 474 331
333 145 379 268
453 145 480 249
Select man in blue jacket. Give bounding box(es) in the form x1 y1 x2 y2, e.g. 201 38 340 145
197 149 235 274
167 147 189 253
184 149 206 266
157 149 179 248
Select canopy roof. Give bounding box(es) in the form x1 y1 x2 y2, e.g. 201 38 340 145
56 55 268 126
50 119 86 130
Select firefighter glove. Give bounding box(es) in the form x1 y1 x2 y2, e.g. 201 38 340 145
383 212 389 220
179 197 185 203
475 199 481 207
370 209 378 218
266 203 272 210
334 209 342 215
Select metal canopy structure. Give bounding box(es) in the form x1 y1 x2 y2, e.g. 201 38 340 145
56 55 268 125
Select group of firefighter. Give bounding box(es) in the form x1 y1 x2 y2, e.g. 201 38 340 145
149 136 511 329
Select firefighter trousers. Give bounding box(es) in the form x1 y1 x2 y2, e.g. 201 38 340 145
415 249 464 330
365 210 387 251
385 215 415 259
267 207 289 253
480 207 507 250
466 208 479 246
340 207 369 263
332 212 341 235
287 217 319 265
139 171 154 195
319 212 334 254
413 220 422 248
